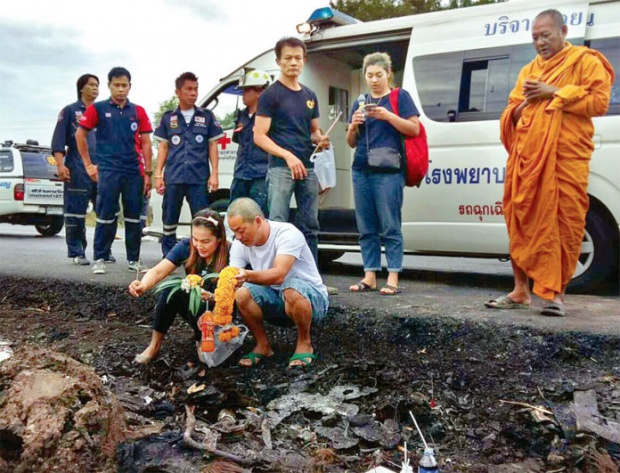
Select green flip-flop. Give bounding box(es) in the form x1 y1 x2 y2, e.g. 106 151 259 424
288 352 317 368
239 352 266 367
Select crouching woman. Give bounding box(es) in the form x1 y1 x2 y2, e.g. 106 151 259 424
128 209 229 364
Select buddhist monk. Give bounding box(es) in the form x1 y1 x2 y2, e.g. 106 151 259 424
485 9 614 316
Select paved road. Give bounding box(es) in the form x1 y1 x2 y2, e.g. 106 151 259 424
1 223 619 336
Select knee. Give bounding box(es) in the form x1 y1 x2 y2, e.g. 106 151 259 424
283 289 311 315
235 287 256 316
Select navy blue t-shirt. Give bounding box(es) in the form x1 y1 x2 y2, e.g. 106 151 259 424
257 81 319 169
348 88 419 172
232 108 268 180
51 100 97 172
79 98 152 175
153 107 224 184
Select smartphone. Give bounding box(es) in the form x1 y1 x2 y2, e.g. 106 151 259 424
364 103 377 111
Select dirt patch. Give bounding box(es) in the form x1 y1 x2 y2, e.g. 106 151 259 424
0 274 619 472
0 347 126 473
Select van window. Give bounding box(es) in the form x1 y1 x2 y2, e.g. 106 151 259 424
205 83 244 130
414 44 535 122
0 150 13 172
587 37 620 115
22 152 58 180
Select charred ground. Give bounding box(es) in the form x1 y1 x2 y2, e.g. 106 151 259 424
0 274 619 472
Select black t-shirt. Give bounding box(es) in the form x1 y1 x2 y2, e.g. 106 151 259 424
256 81 319 168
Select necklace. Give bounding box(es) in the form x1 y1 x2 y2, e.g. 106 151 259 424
367 95 385 107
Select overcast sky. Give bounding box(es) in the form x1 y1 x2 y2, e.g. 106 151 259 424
0 0 328 144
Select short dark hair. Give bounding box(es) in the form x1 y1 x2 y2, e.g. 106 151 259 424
275 37 307 60
175 72 198 90
535 9 565 28
76 74 99 100
108 67 131 83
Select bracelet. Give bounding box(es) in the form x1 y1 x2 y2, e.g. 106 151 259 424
155 175 162 178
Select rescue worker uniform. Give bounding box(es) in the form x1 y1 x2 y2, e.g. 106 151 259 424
153 107 223 256
230 107 269 215
51 100 97 259
79 98 152 263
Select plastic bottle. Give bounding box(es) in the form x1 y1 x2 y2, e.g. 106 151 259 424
418 447 439 473
199 311 215 352
357 94 366 118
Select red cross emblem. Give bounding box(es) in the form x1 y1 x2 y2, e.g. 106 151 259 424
218 135 232 150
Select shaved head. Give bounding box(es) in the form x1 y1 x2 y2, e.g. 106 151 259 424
227 197 264 223
535 9 564 29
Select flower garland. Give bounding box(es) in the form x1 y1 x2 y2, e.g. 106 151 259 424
212 266 240 342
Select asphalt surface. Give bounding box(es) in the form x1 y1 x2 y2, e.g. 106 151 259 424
1 223 619 336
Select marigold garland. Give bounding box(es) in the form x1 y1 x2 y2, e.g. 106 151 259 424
213 266 238 326
212 266 240 342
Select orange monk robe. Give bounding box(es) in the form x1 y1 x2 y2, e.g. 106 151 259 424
500 42 614 300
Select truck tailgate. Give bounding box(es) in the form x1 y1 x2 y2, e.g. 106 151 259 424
24 178 64 208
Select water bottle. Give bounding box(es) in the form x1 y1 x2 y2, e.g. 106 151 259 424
418 447 439 473
357 94 366 118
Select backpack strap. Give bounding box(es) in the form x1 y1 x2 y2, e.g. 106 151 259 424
389 88 401 117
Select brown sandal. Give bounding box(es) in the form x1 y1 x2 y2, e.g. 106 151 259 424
349 281 376 292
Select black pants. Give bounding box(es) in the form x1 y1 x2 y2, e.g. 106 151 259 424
153 287 208 341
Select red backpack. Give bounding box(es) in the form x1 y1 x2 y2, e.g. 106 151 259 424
389 88 429 187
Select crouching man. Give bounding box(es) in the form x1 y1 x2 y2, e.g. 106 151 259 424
228 197 328 368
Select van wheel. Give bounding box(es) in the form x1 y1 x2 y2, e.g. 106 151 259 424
35 217 64 237
569 206 618 293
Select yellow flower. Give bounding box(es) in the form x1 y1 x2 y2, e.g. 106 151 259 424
212 267 240 339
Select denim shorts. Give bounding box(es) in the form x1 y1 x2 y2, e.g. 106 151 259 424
245 278 329 326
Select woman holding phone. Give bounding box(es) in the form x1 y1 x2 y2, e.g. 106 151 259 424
345 52 420 295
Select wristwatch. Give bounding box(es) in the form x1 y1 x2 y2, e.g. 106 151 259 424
145 171 153 177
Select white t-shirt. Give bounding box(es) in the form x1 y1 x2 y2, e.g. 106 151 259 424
230 220 327 296
181 108 195 124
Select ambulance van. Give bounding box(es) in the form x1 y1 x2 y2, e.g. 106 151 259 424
147 0 619 293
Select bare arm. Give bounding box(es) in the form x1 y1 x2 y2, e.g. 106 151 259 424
366 107 419 137
128 258 177 297
76 127 98 182
155 140 169 195
53 152 70 181
236 254 296 287
140 133 153 194
310 118 330 149
207 139 219 192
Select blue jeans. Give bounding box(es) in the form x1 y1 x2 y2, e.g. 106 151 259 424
162 183 209 257
94 170 143 261
267 166 320 264
230 177 268 217
64 167 97 258
352 170 404 272
244 279 329 326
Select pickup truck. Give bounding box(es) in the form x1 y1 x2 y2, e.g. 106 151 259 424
0 140 64 236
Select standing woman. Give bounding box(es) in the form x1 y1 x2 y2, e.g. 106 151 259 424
129 209 229 363
346 52 420 295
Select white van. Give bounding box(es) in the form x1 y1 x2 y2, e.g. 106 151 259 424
147 0 619 293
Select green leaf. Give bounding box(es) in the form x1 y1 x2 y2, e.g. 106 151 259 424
189 288 201 316
166 286 181 303
154 277 183 294
202 272 220 281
